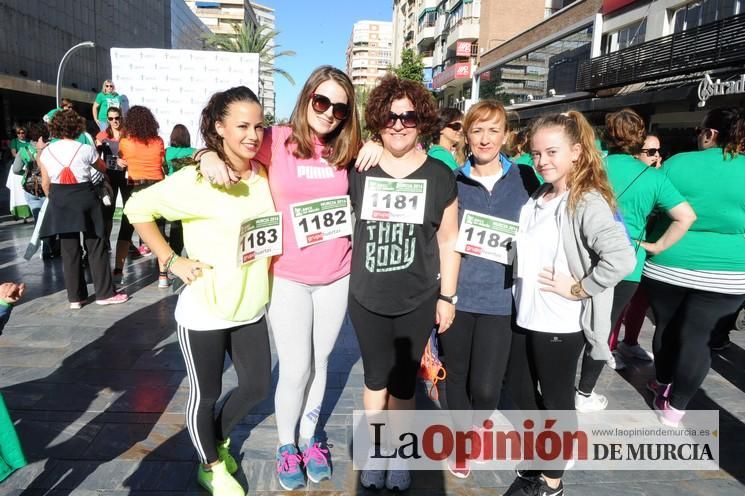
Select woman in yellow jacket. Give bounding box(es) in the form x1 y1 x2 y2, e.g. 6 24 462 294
125 86 274 496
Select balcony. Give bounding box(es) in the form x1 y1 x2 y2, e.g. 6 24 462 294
446 17 480 51
433 61 472 89
417 25 436 46
577 13 745 91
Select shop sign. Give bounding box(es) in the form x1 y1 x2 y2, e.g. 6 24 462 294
456 41 472 57
698 73 745 108
433 62 471 89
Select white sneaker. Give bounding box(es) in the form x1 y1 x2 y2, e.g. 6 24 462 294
385 468 411 491
606 350 626 370
575 390 608 412
618 341 653 361
735 308 745 331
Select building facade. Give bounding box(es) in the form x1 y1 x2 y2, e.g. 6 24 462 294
0 0 208 135
252 2 276 118
346 20 394 91
171 0 212 50
185 0 258 36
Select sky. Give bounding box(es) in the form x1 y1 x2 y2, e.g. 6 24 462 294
259 0 392 119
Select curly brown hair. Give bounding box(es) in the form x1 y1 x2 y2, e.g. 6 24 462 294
123 105 160 142
604 108 646 155
49 109 86 140
365 75 437 137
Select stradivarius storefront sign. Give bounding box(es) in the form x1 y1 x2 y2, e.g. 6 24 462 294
698 73 745 107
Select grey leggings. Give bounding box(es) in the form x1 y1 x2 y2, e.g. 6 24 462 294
268 275 350 446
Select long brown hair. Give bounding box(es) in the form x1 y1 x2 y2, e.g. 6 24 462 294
604 108 646 155
531 111 617 213
287 66 361 167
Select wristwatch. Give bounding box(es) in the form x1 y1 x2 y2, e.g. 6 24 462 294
439 293 458 305
570 282 584 299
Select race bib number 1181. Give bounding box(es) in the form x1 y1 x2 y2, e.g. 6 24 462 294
360 177 427 225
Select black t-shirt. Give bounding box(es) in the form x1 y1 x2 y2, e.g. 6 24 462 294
349 156 458 316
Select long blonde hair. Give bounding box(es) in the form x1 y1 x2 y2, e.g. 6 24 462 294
531 111 617 212
286 66 361 167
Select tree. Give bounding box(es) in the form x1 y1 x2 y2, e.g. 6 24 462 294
354 86 372 140
204 23 296 86
393 49 424 83
263 112 275 126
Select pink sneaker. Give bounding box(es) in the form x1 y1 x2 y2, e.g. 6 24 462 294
646 379 671 400
654 396 685 427
138 245 152 256
95 293 130 305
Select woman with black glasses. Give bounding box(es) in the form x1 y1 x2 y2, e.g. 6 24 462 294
635 135 662 168
95 107 126 248
427 107 464 170
574 109 695 413
642 107 745 427
198 66 362 490
348 75 460 491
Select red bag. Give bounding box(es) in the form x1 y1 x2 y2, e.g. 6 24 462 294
418 329 446 401
49 144 83 184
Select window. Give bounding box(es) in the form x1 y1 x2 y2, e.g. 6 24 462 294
603 18 647 54
671 0 745 33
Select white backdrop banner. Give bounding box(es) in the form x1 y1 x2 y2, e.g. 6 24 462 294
110 48 260 147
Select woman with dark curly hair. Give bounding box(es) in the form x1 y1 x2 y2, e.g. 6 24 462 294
348 75 460 491
574 108 695 413
37 109 129 309
427 107 464 170
114 105 167 285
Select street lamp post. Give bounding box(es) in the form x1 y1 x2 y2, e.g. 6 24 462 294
56 41 95 107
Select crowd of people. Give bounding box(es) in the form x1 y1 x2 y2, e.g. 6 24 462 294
2 68 744 496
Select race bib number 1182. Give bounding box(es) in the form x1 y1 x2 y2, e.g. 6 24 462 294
289 195 353 248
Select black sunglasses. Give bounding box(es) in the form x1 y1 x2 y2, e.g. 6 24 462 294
311 93 349 120
445 122 463 132
386 111 418 129
108 116 121 121
641 148 660 157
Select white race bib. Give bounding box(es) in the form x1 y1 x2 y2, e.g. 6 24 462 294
289 195 352 248
237 213 282 266
360 177 427 225
455 210 518 265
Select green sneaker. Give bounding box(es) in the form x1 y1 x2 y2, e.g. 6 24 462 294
217 438 238 474
197 460 245 496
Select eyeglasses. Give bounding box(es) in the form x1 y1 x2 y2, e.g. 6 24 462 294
105 84 113 88
386 111 419 129
310 93 349 120
445 122 463 132
641 148 660 157
16 130 26 134
107 116 121 121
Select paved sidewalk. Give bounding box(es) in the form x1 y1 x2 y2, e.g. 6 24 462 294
0 217 743 495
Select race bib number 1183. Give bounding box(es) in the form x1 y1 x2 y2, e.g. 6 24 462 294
237 213 283 266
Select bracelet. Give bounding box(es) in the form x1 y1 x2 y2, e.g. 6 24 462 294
164 252 180 271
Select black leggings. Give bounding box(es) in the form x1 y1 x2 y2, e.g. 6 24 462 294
102 170 131 242
642 277 744 410
506 327 584 479
176 319 271 464
349 295 437 400
577 280 638 394
439 311 511 412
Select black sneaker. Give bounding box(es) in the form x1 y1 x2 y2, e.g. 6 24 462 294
504 476 564 496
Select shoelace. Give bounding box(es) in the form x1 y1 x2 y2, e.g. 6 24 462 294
302 442 329 465
277 450 302 473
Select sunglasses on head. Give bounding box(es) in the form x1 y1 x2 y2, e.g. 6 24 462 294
311 93 349 120
445 122 463 132
641 148 660 157
108 116 121 121
386 111 418 128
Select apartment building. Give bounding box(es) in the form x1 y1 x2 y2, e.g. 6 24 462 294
252 2 276 117
346 20 394 91
186 0 258 35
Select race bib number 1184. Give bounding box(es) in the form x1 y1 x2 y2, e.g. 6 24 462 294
455 210 518 265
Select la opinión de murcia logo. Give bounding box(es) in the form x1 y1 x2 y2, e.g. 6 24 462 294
698 73 745 107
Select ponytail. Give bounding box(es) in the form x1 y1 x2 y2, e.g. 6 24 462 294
724 108 745 158
531 110 617 213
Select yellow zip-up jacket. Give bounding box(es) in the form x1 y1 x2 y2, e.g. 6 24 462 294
125 165 275 322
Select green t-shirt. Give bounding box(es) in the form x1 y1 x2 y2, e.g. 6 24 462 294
10 138 31 154
165 146 196 175
605 154 685 282
512 153 544 184
49 134 94 146
648 148 745 272
427 144 459 171
94 92 121 122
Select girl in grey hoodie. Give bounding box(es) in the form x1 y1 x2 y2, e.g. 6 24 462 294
504 111 635 496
